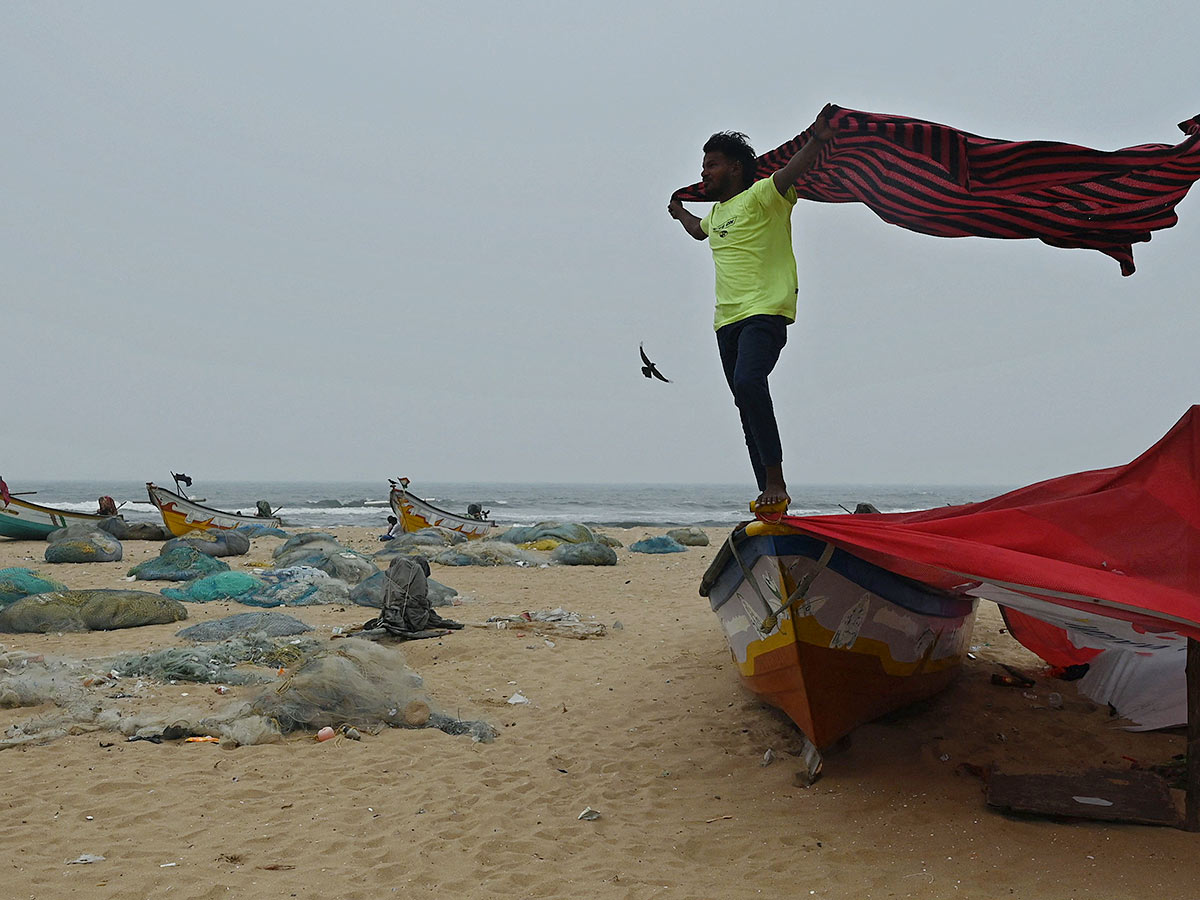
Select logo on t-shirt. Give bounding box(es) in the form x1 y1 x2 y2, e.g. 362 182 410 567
715 216 736 238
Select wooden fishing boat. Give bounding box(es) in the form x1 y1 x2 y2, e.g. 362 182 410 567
146 482 282 537
388 480 495 540
0 495 107 540
699 520 977 749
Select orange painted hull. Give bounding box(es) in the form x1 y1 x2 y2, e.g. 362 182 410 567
701 522 976 749
735 625 963 748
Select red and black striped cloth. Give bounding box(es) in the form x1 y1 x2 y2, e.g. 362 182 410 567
673 104 1200 275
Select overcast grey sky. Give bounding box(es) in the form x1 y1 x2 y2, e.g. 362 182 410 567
4 1 1197 487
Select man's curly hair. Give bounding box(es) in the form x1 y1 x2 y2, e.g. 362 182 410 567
703 131 757 190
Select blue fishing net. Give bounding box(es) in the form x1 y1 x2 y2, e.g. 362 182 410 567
127 547 231 581
239 566 350 607
0 568 68 608
629 536 687 554
162 572 265 603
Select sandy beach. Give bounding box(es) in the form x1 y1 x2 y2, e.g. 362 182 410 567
0 525 1195 900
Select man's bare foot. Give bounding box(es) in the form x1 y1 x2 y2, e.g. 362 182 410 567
757 466 789 508
751 491 791 514
751 468 790 515
756 486 789 507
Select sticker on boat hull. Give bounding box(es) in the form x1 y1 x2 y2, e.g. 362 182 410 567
830 594 871 650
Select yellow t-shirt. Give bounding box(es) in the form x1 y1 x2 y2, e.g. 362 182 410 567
700 176 798 330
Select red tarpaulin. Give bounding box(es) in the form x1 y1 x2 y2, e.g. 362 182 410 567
768 407 1200 728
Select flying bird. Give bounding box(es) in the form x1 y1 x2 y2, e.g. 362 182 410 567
640 344 671 383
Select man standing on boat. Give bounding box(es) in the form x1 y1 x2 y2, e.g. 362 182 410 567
668 115 833 514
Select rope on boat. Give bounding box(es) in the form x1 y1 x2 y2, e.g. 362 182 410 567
759 542 836 635
725 534 775 617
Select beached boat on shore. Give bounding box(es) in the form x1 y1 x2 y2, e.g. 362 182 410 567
700 520 977 750
0 495 108 540
146 482 283 537
389 480 495 540
702 406 1200 753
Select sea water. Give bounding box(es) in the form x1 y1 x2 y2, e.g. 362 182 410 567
26 480 1014 529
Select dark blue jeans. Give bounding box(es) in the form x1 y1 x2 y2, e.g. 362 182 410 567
716 314 788 491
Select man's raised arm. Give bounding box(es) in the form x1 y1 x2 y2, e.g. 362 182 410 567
668 199 708 240
771 111 835 197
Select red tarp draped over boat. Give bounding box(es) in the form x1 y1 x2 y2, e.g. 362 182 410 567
767 407 1200 728
772 406 1200 638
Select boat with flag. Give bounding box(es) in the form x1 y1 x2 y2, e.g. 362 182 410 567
146 478 283 537
701 406 1200 750
389 478 496 540
0 490 108 540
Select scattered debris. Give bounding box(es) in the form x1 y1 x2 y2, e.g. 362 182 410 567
483 609 607 639
792 736 823 787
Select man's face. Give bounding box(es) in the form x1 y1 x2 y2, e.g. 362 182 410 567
702 151 741 198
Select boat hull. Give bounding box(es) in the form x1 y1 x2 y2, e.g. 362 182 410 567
146 483 282 537
700 522 977 749
389 488 495 540
0 497 106 540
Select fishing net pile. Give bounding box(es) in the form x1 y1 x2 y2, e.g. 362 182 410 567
107 633 315 684
163 530 251 558
417 522 621 566
0 636 494 749
154 566 350 607
0 589 187 633
128 547 230 581
249 639 490 737
97 517 172 541
44 527 123 563
0 645 88 708
667 526 710 547
235 523 288 538
0 568 67 607
630 535 687 554
549 542 617 566
272 533 378 584
496 522 597 548
162 571 265 603
373 527 468 560
432 540 544 567
176 611 313 641
241 566 351 606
